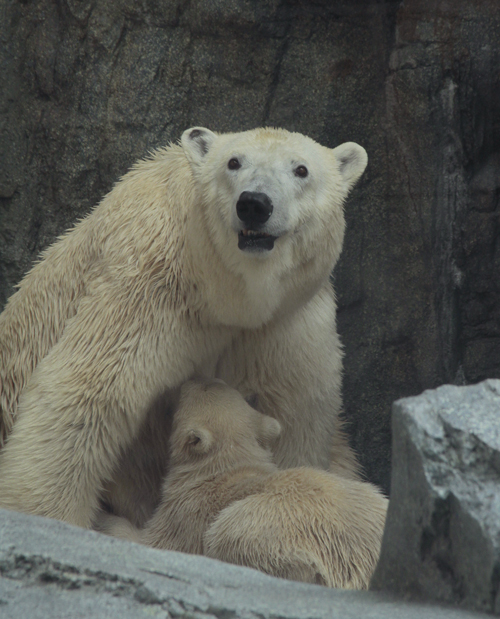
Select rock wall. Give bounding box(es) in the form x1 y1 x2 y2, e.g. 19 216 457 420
1 0 499 493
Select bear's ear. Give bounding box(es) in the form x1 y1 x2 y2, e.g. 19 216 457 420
181 127 217 167
186 427 213 454
331 142 368 192
257 415 281 448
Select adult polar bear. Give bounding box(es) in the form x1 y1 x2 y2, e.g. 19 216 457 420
0 127 367 528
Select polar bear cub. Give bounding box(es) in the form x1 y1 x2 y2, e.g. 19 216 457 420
99 380 388 590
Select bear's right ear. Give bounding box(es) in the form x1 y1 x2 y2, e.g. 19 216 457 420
331 142 368 193
181 127 217 167
185 427 213 454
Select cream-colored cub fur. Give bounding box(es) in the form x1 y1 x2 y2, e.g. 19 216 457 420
99 380 388 590
0 127 367 527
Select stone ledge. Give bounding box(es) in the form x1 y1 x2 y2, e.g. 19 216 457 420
0 508 488 619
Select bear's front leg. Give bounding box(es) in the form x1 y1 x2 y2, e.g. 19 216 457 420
0 285 229 527
218 282 359 477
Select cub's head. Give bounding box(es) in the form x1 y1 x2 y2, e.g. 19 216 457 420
169 379 281 473
181 126 367 259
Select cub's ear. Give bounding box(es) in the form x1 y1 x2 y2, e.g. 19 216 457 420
331 142 368 192
185 427 213 454
181 127 217 167
258 415 281 448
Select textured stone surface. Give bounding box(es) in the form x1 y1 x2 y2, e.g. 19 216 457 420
0 508 490 619
1 0 500 493
371 379 500 615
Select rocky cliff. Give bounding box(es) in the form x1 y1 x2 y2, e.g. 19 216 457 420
1 0 499 492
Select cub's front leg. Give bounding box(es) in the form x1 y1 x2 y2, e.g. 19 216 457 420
218 283 359 477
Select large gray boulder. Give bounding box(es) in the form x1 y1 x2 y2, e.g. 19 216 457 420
0 508 490 619
371 379 500 615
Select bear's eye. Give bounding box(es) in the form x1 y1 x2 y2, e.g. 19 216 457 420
228 158 241 170
294 165 308 178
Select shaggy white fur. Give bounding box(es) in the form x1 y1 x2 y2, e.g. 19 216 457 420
0 127 367 527
97 380 387 590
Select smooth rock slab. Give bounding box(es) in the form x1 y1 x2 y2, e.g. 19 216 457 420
0 508 488 619
371 379 500 615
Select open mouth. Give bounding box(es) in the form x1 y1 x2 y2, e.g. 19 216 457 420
238 230 277 252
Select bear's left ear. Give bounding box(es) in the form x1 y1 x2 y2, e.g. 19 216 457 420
181 127 217 167
331 142 368 192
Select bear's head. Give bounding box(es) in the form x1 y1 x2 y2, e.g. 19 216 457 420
169 379 281 474
181 126 367 264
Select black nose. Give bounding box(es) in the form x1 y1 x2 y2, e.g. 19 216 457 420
236 191 273 227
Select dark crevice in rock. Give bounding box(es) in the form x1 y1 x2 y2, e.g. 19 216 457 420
419 495 458 596
261 2 291 125
0 550 143 594
139 567 192 584
0 548 219 615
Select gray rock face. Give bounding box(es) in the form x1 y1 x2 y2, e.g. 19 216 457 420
1 0 500 493
371 379 500 615
0 508 490 619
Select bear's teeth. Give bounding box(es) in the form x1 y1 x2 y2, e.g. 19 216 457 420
242 230 270 237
